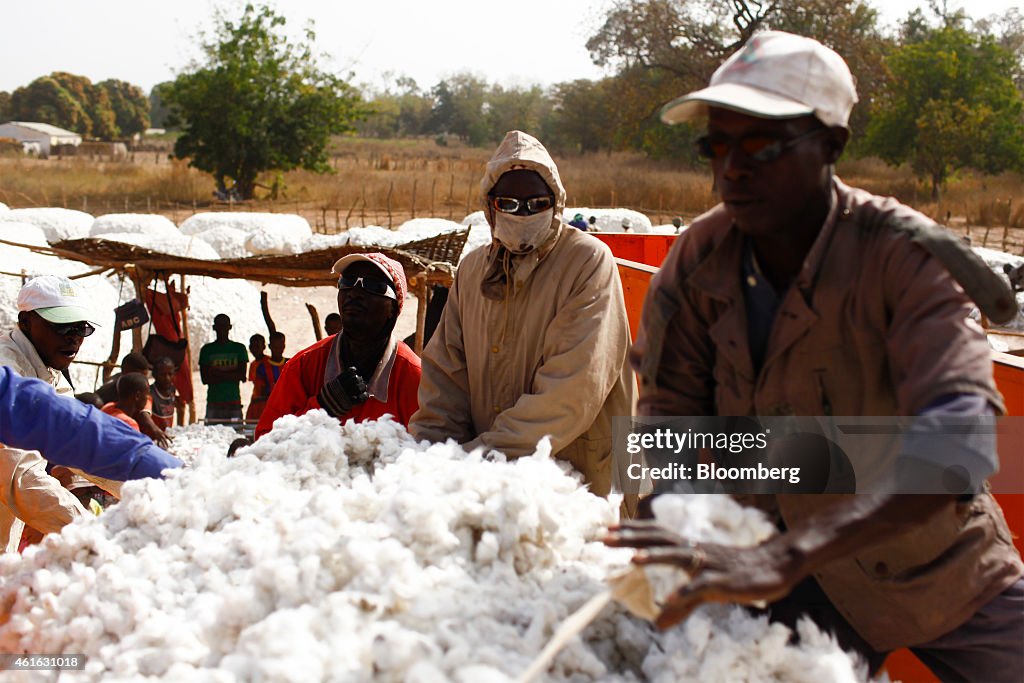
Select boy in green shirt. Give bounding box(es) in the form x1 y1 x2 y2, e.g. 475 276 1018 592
198 314 248 425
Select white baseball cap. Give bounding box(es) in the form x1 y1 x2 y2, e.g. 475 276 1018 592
17 275 97 325
660 31 858 129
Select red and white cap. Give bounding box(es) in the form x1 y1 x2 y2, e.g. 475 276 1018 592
661 31 858 129
17 275 97 324
331 253 408 315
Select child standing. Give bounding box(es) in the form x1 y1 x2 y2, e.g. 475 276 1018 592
247 331 288 422
149 357 181 430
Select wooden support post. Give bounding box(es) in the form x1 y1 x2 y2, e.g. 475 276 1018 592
386 181 394 229
415 277 428 355
448 175 455 220
430 178 436 216
178 273 197 425
306 303 323 341
411 179 417 219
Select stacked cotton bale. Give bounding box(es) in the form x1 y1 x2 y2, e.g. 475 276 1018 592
90 214 181 239
0 414 869 683
180 213 313 257
5 208 93 242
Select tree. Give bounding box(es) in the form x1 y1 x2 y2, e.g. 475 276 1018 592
864 26 1024 199
165 3 366 199
148 82 175 129
98 79 150 137
0 91 11 122
49 72 118 139
429 74 490 145
8 75 95 135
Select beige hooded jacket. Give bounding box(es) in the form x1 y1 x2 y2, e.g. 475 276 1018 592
411 131 635 496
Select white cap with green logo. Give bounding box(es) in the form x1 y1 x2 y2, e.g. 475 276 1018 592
17 275 98 325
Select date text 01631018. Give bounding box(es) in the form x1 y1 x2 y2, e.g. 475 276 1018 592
0 654 86 670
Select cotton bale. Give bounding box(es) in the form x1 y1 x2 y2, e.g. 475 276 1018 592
7 208 93 242
90 214 180 239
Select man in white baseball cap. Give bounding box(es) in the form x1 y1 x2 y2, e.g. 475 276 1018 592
617 31 1023 682
0 275 98 394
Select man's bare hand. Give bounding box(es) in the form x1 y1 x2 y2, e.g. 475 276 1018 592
605 520 805 630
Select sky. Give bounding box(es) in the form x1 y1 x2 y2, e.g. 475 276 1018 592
0 0 1020 95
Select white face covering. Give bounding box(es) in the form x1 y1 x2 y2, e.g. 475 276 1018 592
492 209 555 254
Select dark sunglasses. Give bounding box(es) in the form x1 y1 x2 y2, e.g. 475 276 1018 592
40 317 96 338
489 195 555 215
695 126 826 163
338 275 397 300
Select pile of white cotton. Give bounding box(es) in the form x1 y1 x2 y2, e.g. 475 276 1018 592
90 214 180 239
180 212 312 257
6 208 93 242
0 414 871 683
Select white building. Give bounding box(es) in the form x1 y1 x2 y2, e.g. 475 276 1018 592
0 121 82 156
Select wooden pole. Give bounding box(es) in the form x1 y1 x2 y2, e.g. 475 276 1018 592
386 181 394 229
414 277 428 354
178 273 196 425
448 174 454 220
411 179 418 219
306 303 323 341
430 178 436 216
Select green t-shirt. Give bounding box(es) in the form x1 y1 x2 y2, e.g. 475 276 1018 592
198 340 249 404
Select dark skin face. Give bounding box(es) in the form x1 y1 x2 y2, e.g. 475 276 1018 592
269 336 286 361
18 311 86 371
487 170 553 220
154 362 176 391
324 316 342 336
707 108 848 290
337 262 398 343
249 337 266 359
213 315 231 343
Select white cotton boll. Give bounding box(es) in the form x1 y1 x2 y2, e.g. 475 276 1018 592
8 207 93 242
244 225 305 255
90 214 180 238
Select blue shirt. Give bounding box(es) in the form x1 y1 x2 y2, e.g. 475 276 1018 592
0 366 182 479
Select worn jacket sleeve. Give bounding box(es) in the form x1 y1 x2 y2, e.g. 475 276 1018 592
1 446 85 535
464 249 630 458
0 367 182 479
409 270 476 445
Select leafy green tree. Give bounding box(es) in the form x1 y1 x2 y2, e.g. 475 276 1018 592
148 82 175 129
864 26 1024 199
165 3 366 199
49 72 117 139
429 74 490 145
9 75 94 135
98 79 150 137
0 91 11 121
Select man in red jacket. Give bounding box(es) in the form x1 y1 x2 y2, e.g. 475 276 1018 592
255 253 421 438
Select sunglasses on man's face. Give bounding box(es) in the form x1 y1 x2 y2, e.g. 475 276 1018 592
40 317 96 338
338 275 397 300
489 195 555 215
695 126 826 164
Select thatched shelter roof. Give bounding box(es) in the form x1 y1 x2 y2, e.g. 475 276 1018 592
40 230 468 287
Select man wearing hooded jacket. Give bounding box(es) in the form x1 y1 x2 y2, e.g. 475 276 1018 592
254 253 421 438
410 130 634 497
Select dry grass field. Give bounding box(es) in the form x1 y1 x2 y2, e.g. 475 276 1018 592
1 136 1022 249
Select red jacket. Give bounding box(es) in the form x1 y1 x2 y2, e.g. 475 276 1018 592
255 335 421 439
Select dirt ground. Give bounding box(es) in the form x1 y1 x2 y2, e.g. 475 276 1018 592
183 282 421 426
